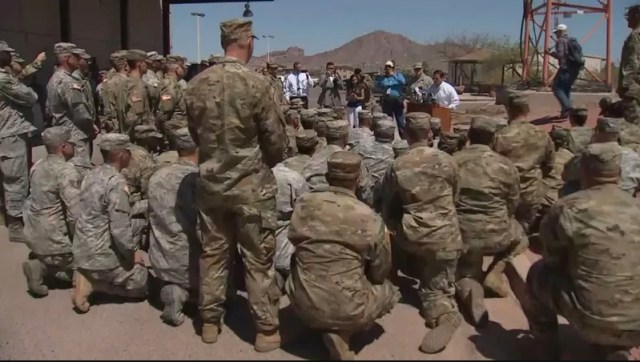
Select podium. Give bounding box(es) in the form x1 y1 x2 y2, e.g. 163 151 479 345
406 102 452 132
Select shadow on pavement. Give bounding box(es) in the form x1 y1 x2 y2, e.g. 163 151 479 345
530 115 566 126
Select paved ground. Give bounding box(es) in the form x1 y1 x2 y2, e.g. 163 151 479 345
0 91 607 360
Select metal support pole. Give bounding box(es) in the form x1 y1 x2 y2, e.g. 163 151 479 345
523 0 532 83
191 12 205 63
542 0 553 86
262 35 274 63
605 0 612 89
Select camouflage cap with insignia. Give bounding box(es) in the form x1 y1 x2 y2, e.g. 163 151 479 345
405 112 432 130
326 151 362 181
596 117 620 133
54 42 83 56
392 140 409 158
133 125 163 140
296 129 318 148
172 128 197 150
98 133 132 151
10 52 24 64
325 120 350 138
374 120 396 141
125 49 148 61
220 18 257 44
0 41 15 52
77 49 92 60
470 116 499 133
581 142 621 179
42 126 72 147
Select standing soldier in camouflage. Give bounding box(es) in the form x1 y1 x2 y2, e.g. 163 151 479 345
148 128 200 327
351 120 395 187
302 120 374 206
408 63 433 101
454 117 526 322
525 142 640 360
619 5 640 126
22 127 81 297
494 93 554 234
282 130 318 174
101 50 129 133
72 49 98 164
567 107 592 154
379 112 463 354
157 55 188 141
72 133 147 313
267 62 285 105
184 18 287 351
117 50 154 136
46 43 96 166
0 43 38 242
143 51 163 117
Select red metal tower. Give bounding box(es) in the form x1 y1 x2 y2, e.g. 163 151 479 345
521 0 613 89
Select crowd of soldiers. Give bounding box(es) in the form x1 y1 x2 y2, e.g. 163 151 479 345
2 4 640 361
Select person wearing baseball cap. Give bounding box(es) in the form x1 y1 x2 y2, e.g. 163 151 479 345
545 23 582 118
620 5 640 125
378 59 407 138
409 62 433 101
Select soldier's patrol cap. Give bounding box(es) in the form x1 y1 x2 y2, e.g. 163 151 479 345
98 133 132 151
54 42 83 56
372 112 387 121
358 110 373 120
286 109 300 119
300 109 317 121
325 120 350 138
507 92 529 106
77 49 92 60
413 62 423 69
549 126 572 145
581 142 621 177
165 55 182 66
496 117 509 129
110 50 128 62
326 151 362 181
0 41 15 52
220 18 258 43
374 120 396 141
134 125 163 139
146 51 164 62
405 112 432 130
571 107 588 117
315 117 331 132
296 129 318 148
596 117 620 133
173 128 197 150
42 126 72 147
125 49 148 61
208 54 222 64
392 140 409 157
430 117 442 131
470 116 499 133
317 108 333 117
10 52 25 64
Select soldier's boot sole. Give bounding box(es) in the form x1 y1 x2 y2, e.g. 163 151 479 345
22 260 48 297
254 329 281 353
201 323 221 344
419 312 462 354
160 284 187 327
322 332 355 360
457 278 488 328
72 271 93 314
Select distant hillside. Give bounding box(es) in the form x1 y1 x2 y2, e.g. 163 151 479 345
249 30 463 72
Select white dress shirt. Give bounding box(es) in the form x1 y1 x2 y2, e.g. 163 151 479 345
424 81 460 109
284 71 312 100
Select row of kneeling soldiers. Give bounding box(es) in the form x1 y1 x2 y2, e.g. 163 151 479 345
17 94 640 360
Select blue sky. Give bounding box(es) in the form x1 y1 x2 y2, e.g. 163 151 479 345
170 0 635 63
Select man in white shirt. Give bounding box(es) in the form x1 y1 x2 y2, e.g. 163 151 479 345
284 61 312 109
424 70 460 109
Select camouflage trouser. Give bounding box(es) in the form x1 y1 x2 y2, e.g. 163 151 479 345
79 264 148 298
416 250 460 328
131 199 149 250
0 134 29 218
524 261 640 347
198 198 280 332
32 253 74 282
73 138 91 163
623 97 640 126
458 220 528 281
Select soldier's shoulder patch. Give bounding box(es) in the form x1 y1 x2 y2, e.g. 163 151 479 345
130 95 142 102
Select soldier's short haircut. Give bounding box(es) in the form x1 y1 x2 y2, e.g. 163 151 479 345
0 51 11 68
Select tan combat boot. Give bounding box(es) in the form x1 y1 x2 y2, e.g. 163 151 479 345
420 312 462 354
201 323 221 344
322 331 355 360
72 270 93 313
254 329 281 353
22 259 49 297
483 259 510 298
456 278 488 328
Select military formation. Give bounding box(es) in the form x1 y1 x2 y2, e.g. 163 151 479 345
2 4 640 360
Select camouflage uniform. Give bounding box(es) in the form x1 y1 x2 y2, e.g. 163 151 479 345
392 140 409 158
12 52 43 81
281 130 317 174
302 120 374 206
115 50 154 137
299 109 316 130
314 115 330 149
73 134 148 310
272 162 308 276
347 111 374 149
525 143 640 355
157 57 188 140
543 127 575 207
22 127 82 296
379 112 462 354
286 151 399 359
0 60 38 239
351 120 395 187
184 19 288 341
568 108 593 154
101 51 129 132
155 149 179 168
454 118 527 305
493 96 555 233
148 128 199 326
619 20 640 125
46 43 94 164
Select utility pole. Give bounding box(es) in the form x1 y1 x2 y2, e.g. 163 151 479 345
262 35 275 62
191 12 205 63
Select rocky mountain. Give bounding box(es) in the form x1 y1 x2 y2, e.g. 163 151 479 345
249 30 459 72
